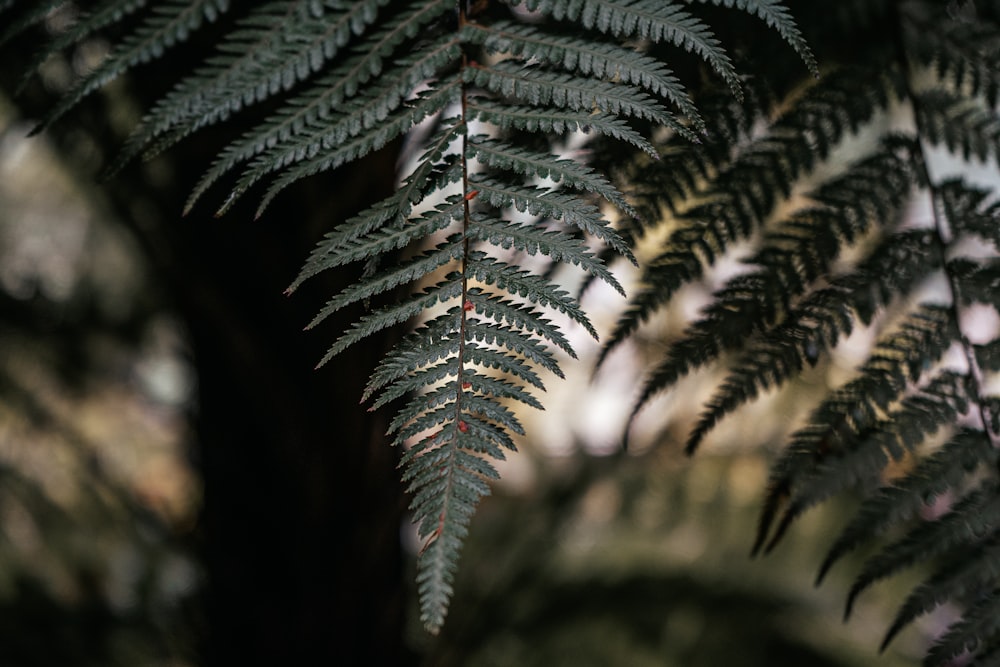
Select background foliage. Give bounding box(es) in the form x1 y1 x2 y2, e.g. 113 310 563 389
0 0 999 665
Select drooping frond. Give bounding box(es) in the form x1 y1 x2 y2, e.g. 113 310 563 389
602 1 1000 661
602 64 904 369
0 0 808 632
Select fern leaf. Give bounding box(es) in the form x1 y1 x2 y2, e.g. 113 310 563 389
603 66 900 362
466 255 598 339
471 177 634 263
183 10 459 205
114 0 405 172
250 81 463 216
468 290 577 358
314 275 464 364
462 19 705 132
655 230 935 451
465 319 562 377
845 482 1000 621
817 429 997 585
940 179 1000 249
916 89 1000 163
926 590 1000 667
754 304 956 553
468 215 623 295
513 0 742 96
310 236 466 324
404 431 497 632
880 533 1000 651
32 0 231 134
466 99 659 158
464 59 696 140
469 137 636 217
286 122 465 291
774 372 970 551
696 0 817 75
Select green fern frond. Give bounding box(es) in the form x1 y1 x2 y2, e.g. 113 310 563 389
602 65 900 364
753 304 956 553
845 482 1000 622
926 589 1000 667
817 429 997 585
767 372 970 554
469 137 635 216
467 215 622 291
513 0 741 96
695 0 817 75
677 228 935 452
625 145 917 416
184 11 460 206
462 19 705 131
33 0 231 134
880 532 1000 651
8 0 813 635
466 100 659 158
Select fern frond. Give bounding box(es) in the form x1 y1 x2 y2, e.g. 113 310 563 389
7 0 815 635
926 589 1000 667
845 482 1000 622
754 304 956 553
462 19 705 131
670 229 935 452
817 429 997 585
314 275 464 365
772 371 970 550
513 0 741 95
403 431 496 631
940 179 1000 249
33 0 231 134
602 65 901 361
628 145 917 414
880 533 1000 651
469 137 635 217
695 0 817 75
916 89 1000 163
466 255 598 338
184 12 460 206
470 178 634 262
467 215 622 292
464 59 696 140
466 99 658 158
114 0 406 172
251 81 463 215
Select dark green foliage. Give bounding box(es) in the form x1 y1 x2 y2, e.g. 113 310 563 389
2 0 813 634
10 0 1000 659
608 0 1000 662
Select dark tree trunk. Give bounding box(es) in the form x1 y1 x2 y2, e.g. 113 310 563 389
1 39 415 667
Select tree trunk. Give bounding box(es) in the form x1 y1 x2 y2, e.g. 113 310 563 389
1 48 415 666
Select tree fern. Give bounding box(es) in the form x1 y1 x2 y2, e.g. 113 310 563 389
2 0 813 634
608 0 1000 661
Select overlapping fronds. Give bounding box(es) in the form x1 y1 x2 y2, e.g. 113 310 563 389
3 0 814 634
608 0 1000 661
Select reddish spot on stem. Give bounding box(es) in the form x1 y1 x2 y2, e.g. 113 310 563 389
465 190 479 201
462 382 472 390
463 300 474 312
457 420 469 433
